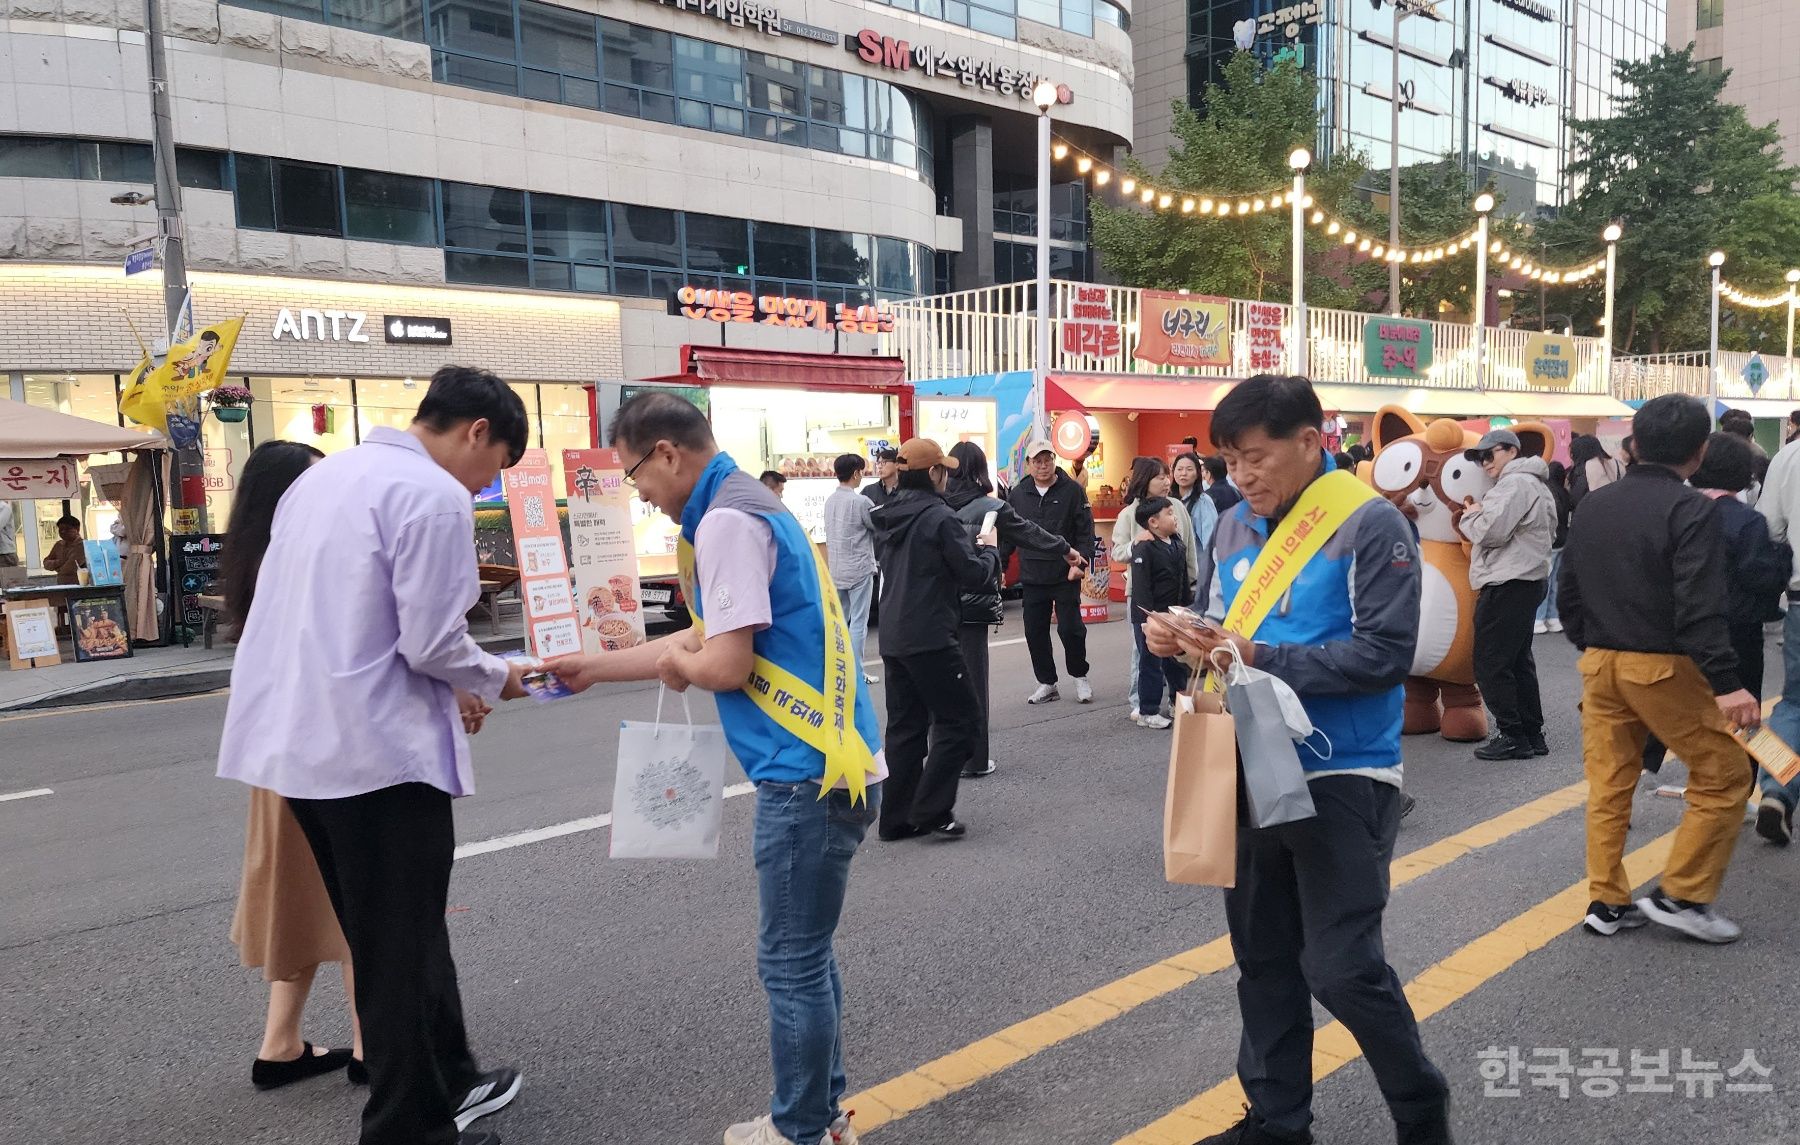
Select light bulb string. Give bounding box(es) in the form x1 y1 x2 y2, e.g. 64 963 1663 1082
1718 278 1796 309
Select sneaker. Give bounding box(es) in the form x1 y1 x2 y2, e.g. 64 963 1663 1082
1191 1109 1313 1144
961 759 996 778
1073 677 1094 703
724 1115 824 1145
1533 620 1549 635
1133 712 1173 729
830 1112 859 1144
1636 889 1742 944
1527 733 1549 756
1582 901 1647 936
1400 791 1416 819
455 1069 522 1132
1473 735 1533 761
1027 683 1060 705
1546 618 1563 633
1395 1099 1454 1145
1124 708 1141 721
863 674 880 686
1755 795 1793 846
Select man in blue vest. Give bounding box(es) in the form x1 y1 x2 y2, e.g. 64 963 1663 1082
1147 375 1450 1145
552 391 883 1145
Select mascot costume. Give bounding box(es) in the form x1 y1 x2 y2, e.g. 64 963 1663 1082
1360 406 1552 741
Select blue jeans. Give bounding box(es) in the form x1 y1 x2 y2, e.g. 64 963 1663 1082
1763 608 1800 809
754 779 879 1143
837 577 875 668
1536 550 1562 623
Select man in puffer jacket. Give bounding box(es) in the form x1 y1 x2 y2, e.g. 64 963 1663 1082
1460 429 1558 761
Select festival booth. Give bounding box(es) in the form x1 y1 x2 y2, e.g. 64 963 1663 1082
0 399 167 669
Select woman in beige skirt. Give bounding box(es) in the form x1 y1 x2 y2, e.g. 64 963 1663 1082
222 441 363 1089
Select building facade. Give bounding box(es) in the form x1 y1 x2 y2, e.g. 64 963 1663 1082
1136 0 1667 214
1668 0 1800 168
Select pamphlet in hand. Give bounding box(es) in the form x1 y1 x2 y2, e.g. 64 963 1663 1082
503 651 574 703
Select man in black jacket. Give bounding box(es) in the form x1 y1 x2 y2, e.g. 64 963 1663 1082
1561 394 1761 945
1006 440 1096 705
871 437 1001 841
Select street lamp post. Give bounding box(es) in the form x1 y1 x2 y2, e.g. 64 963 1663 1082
1289 148 1310 377
1472 192 1494 388
1032 79 1059 440
1709 250 1725 426
1388 0 1403 313
1602 222 1622 387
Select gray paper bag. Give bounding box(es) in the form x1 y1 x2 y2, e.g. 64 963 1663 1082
1226 671 1317 828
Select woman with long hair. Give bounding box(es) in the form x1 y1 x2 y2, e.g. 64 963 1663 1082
943 441 1079 776
1168 450 1218 598
1111 456 1198 722
221 441 366 1090
1535 460 1574 634
1568 433 1621 508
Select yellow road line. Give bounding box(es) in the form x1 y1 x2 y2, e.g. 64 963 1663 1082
1114 829 1677 1145
848 780 1590 1133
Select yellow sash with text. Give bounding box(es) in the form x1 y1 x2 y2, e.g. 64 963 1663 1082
678 536 878 805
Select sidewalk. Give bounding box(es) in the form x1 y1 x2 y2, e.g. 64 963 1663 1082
0 620 528 713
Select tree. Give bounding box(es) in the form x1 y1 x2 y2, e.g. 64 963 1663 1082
1538 46 1796 354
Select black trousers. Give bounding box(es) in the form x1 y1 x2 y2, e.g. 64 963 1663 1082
1021 580 1089 686
881 648 981 832
1225 776 1448 1138
287 784 483 1145
1474 578 1547 738
956 623 992 770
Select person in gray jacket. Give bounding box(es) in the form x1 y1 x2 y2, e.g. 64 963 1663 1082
1460 428 1557 761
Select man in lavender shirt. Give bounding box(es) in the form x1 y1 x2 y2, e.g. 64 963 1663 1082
218 366 530 1145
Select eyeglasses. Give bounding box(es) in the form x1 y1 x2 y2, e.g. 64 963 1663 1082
621 444 660 489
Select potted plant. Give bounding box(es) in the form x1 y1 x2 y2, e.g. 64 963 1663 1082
209 384 252 423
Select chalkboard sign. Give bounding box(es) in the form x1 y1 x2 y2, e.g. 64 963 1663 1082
70 591 133 663
174 534 226 633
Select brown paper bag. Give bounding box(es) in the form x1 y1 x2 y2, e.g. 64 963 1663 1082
1163 684 1238 888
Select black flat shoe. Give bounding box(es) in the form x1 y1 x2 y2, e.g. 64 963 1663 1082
961 760 996 778
878 824 926 841
930 818 967 839
347 1057 368 1086
252 1043 352 1090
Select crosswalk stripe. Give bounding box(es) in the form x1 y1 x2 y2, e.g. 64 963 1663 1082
1112 829 1678 1144
848 780 1590 1134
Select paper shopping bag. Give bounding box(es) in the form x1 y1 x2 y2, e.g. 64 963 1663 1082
610 689 727 859
1226 670 1317 828
1163 686 1238 888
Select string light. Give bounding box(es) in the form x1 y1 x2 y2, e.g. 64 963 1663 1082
1719 279 1793 309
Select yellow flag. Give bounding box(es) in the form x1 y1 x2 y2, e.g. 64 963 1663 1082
119 315 246 429
118 354 160 430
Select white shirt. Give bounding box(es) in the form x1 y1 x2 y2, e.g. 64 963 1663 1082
0 500 15 556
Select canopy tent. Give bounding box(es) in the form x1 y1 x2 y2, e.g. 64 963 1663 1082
1 398 168 643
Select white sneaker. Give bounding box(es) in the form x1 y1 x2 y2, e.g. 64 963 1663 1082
723 1114 830 1145
1073 677 1094 703
1546 618 1563 633
831 1113 859 1144
1133 712 1173 729
863 674 880 685
1027 683 1060 704
1636 890 1742 944
1125 708 1140 721
1533 620 1549 635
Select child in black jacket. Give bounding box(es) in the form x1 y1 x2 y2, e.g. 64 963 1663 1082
1130 496 1193 729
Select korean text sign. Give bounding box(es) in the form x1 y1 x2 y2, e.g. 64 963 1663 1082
1134 291 1232 368
504 449 581 658
1245 302 1286 373
1362 317 1435 381
1524 333 1574 389
0 458 78 499
562 449 648 655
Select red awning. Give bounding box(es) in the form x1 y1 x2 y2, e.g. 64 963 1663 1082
638 346 909 391
1048 374 1240 413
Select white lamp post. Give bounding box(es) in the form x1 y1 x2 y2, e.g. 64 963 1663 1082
1709 250 1725 425
1289 147 1310 377
1032 79 1059 439
1786 268 1798 396
1602 222 1622 387
1472 192 1495 388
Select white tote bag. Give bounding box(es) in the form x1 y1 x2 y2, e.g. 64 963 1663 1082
609 689 728 860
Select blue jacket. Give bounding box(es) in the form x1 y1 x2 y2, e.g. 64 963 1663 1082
1208 457 1420 774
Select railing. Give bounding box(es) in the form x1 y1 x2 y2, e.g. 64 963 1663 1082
1611 351 1800 405
882 279 1613 394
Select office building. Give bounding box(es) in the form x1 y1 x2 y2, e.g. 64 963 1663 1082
1669 0 1800 167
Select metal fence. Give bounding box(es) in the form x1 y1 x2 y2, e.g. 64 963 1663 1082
1610 351 1800 405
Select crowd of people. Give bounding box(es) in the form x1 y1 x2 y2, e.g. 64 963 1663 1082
209 364 1800 1145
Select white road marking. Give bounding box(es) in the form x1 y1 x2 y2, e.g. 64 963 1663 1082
859 635 1025 669
454 781 756 859
0 788 53 803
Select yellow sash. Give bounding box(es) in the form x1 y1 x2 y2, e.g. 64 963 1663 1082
1224 469 1379 639
678 534 878 805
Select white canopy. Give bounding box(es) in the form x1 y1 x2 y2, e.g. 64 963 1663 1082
0 397 166 459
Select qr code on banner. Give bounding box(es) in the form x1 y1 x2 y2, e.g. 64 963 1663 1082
523 495 546 529
1478 1047 1776 1099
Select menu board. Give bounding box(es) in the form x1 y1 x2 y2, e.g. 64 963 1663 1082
70 592 132 662
5 598 60 668
563 448 648 654
173 534 225 632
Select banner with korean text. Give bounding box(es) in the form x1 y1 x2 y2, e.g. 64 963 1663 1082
1135 291 1232 368
504 449 581 659
563 449 648 654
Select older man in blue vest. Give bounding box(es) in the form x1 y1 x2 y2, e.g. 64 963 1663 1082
553 391 883 1145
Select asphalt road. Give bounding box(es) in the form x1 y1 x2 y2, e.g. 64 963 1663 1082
3 612 1799 1145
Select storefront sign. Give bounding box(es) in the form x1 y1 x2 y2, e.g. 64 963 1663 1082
1246 302 1287 373
384 315 453 345
562 449 648 655
1363 317 1436 381
1524 333 1575 389
271 308 371 342
0 457 77 499
1488 76 1553 107
1050 410 1093 462
1062 286 1121 358
173 534 224 630
70 593 132 663
641 0 784 37
4 599 60 667
1135 291 1232 368
671 286 895 334
1498 0 1554 21
1256 2 1323 40
505 449 581 659
916 399 996 464
847 29 1063 103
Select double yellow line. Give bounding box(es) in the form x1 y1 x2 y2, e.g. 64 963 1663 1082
847 780 1592 1133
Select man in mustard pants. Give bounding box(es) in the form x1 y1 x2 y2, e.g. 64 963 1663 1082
1560 394 1762 944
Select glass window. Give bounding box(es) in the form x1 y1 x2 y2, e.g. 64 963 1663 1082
230 0 325 21
176 147 227 190
875 235 914 294
431 0 515 59
815 230 872 286
330 0 423 39
746 52 803 115
249 377 359 458
609 203 680 267
1060 0 1092 36
275 159 341 235
674 36 743 105
532 260 573 290
573 264 609 292
434 49 518 93
445 250 531 286
441 181 526 252
809 68 847 124
537 382 593 492
968 7 1015 36
601 19 672 90
354 378 430 441
1697 0 1722 29
233 153 276 230
22 375 126 552
0 136 79 179
1095 0 1126 28
77 140 154 182
520 0 597 75
529 192 606 261
684 213 749 274
344 169 436 245
1018 0 1056 25
753 222 811 280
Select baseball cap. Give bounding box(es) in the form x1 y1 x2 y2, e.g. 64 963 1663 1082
1464 428 1521 461
896 437 959 471
1025 438 1056 458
